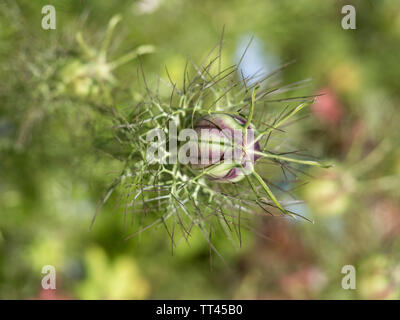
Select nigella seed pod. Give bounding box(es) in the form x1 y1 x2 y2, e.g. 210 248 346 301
189 113 261 183
95 35 330 246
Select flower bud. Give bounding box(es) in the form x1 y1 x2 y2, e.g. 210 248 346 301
190 113 261 183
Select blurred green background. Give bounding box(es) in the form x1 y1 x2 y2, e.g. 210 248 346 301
1 0 400 299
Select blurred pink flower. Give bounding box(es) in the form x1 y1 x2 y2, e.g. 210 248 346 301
279 267 327 299
312 88 344 126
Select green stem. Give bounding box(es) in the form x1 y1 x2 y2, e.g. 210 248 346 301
100 15 122 59
243 89 257 131
177 162 223 192
109 45 155 70
76 32 95 58
254 151 331 168
243 89 257 154
252 170 287 215
253 101 311 144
